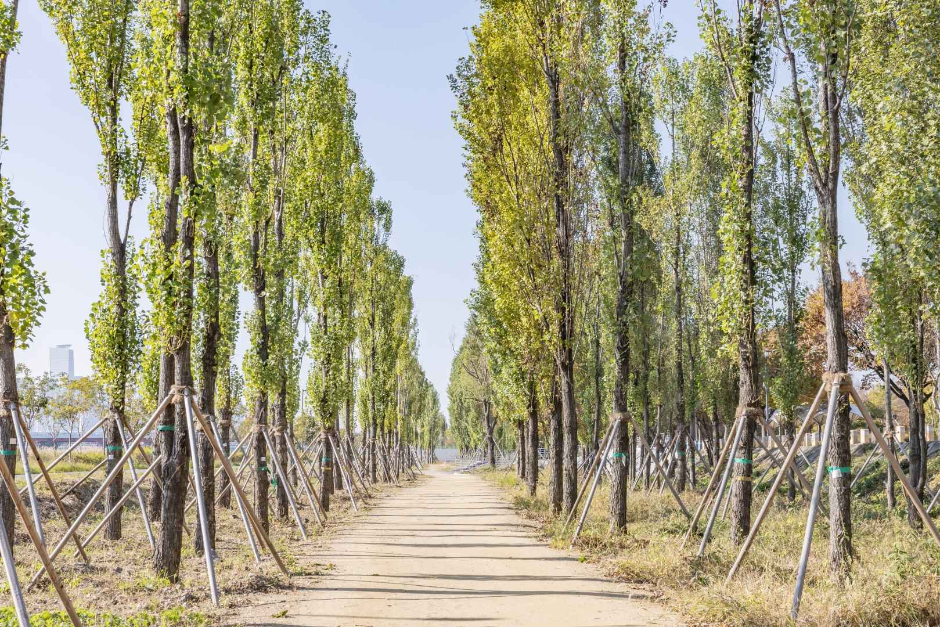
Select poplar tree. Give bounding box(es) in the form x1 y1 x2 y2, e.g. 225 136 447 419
0 0 48 547
42 0 150 540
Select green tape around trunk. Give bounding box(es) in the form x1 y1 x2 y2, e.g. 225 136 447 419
106 445 123 452
270 479 279 487
0 450 15 456
734 458 752 465
157 425 175 432
828 466 851 474
259 465 270 473
611 452 626 458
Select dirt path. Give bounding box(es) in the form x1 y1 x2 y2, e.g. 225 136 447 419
232 466 679 627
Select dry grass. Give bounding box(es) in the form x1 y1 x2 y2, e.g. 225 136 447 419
0 463 391 626
480 455 940 626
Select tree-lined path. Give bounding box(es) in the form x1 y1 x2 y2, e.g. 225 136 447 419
233 468 678 626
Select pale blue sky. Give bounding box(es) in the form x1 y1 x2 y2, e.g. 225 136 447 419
5 1 867 411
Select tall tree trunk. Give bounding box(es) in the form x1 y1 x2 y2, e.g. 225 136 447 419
485 400 495 468
548 378 562 514
0 1 18 546
884 358 895 509
194 234 220 554
218 401 232 509
0 312 18 548
527 379 539 498
609 34 637 531
274 381 289 520
517 420 526 479
155 72 198 578
673 203 687 492
320 429 332 512
149 109 182 523
103 167 127 541
729 4 764 545
545 41 577 516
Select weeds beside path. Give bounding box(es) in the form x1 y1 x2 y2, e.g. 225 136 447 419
480 467 940 626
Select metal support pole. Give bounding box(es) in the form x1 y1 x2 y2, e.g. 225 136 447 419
570 419 619 546
182 390 220 607
791 383 840 620
698 412 746 557
26 393 172 592
329 432 360 511
725 383 827 582
0 505 29 627
9 403 44 545
682 414 742 547
261 427 308 539
188 400 290 577
77 456 160 553
117 422 155 550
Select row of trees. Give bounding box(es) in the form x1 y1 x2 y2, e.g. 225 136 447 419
449 0 938 583
0 0 443 583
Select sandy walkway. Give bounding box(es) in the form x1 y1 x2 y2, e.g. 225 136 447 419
231 467 679 627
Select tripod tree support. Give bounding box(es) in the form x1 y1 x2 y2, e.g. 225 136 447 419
724 383 827 582
682 413 742 547
619 412 690 518
0 433 84 626
189 399 291 577
569 419 619 546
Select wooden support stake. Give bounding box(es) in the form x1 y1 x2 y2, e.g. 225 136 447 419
189 402 291 577
570 419 619 545
26 393 172 591
0 438 84 626
697 413 747 556
13 411 90 562
261 427 307 539
565 419 617 529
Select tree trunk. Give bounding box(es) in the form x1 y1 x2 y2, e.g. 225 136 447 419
320 430 332 512
548 379 562 514
484 399 496 468
154 91 197 580
673 203 687 492
729 6 763 545
0 310 18 549
218 404 232 509
195 234 220 554
274 382 289 520
149 108 182 524
608 34 637 530
527 380 539 498
517 420 526 479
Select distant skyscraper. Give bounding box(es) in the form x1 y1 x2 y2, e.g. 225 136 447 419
49 344 74 379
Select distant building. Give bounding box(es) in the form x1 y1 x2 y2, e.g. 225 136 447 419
49 344 74 380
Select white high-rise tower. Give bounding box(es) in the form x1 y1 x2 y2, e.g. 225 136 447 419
49 344 75 380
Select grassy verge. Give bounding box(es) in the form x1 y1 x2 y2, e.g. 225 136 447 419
0 463 402 624
479 456 940 626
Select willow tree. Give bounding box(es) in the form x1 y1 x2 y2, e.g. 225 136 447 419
42 0 150 540
0 0 48 547
774 0 857 574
